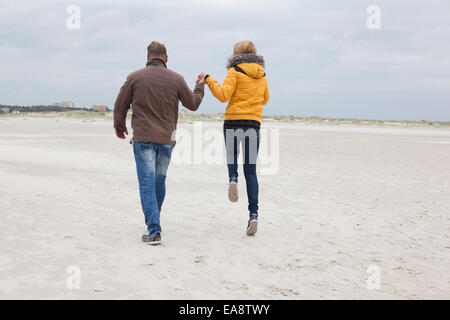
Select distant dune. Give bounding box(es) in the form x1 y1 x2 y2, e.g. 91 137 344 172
1 110 449 128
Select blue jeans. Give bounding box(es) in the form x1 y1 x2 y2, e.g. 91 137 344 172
224 127 260 214
133 142 174 235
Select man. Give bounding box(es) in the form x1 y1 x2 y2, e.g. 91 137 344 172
114 41 205 245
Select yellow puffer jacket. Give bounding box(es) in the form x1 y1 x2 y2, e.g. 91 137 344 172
205 54 269 123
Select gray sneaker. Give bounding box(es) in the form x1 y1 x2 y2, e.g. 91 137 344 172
228 181 238 202
246 214 258 236
142 233 162 245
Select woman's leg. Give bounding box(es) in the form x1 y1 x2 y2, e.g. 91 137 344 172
224 127 239 182
243 128 260 215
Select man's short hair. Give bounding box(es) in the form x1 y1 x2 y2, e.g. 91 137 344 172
147 41 167 57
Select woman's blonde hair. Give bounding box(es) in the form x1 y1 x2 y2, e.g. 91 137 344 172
233 41 257 55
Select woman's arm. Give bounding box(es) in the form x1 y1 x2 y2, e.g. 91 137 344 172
263 78 270 105
205 68 237 102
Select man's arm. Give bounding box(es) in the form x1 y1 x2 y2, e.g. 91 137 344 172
178 76 204 111
113 76 133 139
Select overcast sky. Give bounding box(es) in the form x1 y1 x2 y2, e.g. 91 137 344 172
1 0 449 120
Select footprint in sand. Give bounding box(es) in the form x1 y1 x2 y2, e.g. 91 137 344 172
194 256 207 264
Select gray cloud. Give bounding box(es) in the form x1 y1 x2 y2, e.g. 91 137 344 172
1 0 449 120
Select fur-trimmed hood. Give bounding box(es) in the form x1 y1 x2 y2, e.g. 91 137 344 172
227 54 266 79
226 54 265 69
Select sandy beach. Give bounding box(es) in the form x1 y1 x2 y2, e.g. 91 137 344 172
0 115 449 299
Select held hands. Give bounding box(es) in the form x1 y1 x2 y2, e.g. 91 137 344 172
196 73 207 84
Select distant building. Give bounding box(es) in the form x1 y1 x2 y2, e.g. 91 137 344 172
53 101 75 108
91 105 108 112
0 107 9 113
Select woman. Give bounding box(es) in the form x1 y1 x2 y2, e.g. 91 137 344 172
203 41 270 235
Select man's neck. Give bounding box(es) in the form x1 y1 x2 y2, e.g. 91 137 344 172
146 58 167 68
